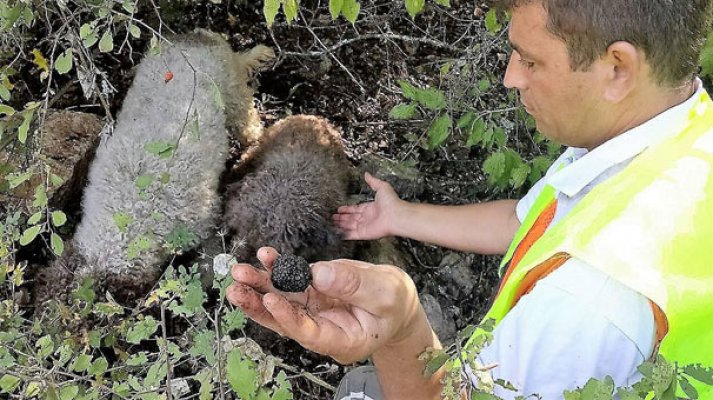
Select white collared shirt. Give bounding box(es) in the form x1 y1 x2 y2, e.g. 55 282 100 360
476 81 706 399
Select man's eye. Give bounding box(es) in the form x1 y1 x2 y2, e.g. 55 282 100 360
518 58 535 69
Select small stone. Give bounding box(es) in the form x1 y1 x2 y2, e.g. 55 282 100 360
271 254 312 292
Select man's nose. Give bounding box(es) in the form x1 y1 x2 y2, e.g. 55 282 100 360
503 53 525 90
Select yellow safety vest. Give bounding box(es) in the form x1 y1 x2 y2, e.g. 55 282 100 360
479 90 713 397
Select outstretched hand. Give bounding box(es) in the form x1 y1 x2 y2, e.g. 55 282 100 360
226 247 424 364
332 172 403 241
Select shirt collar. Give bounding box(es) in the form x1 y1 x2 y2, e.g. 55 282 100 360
548 79 706 198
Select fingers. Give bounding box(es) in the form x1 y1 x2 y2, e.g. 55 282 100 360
226 283 283 334
257 247 279 271
263 292 368 363
231 263 272 293
311 260 416 316
364 172 388 192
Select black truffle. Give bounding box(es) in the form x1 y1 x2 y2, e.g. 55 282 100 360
271 254 312 292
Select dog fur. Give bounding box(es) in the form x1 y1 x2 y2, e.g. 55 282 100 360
37 31 273 305
225 115 353 262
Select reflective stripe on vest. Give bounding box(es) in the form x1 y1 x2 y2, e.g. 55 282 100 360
477 90 713 396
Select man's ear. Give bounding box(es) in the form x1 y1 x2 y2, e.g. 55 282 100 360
601 41 642 103
602 41 646 103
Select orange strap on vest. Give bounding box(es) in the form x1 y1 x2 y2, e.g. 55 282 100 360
499 200 668 344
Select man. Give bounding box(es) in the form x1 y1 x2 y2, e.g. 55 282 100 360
227 0 713 398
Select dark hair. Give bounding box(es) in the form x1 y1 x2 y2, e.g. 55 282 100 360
491 0 713 86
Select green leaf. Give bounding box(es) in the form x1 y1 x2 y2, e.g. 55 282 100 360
0 374 21 393
283 0 299 24
135 174 154 191
483 151 507 184
148 34 161 55
33 185 48 207
88 357 108 376
51 233 64 256
126 316 159 344
127 352 148 366
471 393 500 400
484 9 502 34
272 370 293 400
128 23 141 38
615 388 641 400
341 0 360 23
434 0 450 6
0 104 14 116
465 118 487 148
112 212 132 233
80 24 98 48
20 225 41 246
457 112 475 128
329 0 344 19
0 82 11 101
651 357 675 395
405 0 425 18
226 348 259 399
8 172 31 188
165 224 199 251
427 114 452 149
99 30 114 53
264 0 280 28
51 211 67 227
189 330 216 366
398 80 418 100
510 163 531 189
50 173 64 187
144 141 176 159
122 0 136 13
222 309 247 332
37 335 54 358
18 110 33 144
210 79 225 110
55 49 74 75
195 369 213 400
579 377 614 399
492 127 507 148
59 385 79 400
389 103 418 120
143 362 167 388
94 302 123 317
72 278 96 303
25 381 41 397
28 212 42 225
679 377 698 399
478 78 492 92
71 353 92 372
684 365 713 385
414 87 447 110
423 350 449 377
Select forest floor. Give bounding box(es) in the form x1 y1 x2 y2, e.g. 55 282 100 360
6 0 543 398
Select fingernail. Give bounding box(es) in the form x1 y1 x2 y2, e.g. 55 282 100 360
312 263 335 290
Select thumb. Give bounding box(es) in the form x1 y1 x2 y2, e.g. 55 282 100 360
311 260 404 314
364 172 389 193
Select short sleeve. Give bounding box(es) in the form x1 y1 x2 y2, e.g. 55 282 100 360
473 258 656 399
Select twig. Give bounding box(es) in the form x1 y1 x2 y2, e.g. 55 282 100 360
161 303 173 400
283 32 463 57
298 9 366 93
215 308 226 400
273 359 337 392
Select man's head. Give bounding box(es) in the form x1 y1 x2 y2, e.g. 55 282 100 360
493 0 713 148
496 0 712 86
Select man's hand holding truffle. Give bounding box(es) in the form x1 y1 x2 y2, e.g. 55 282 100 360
226 247 443 399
